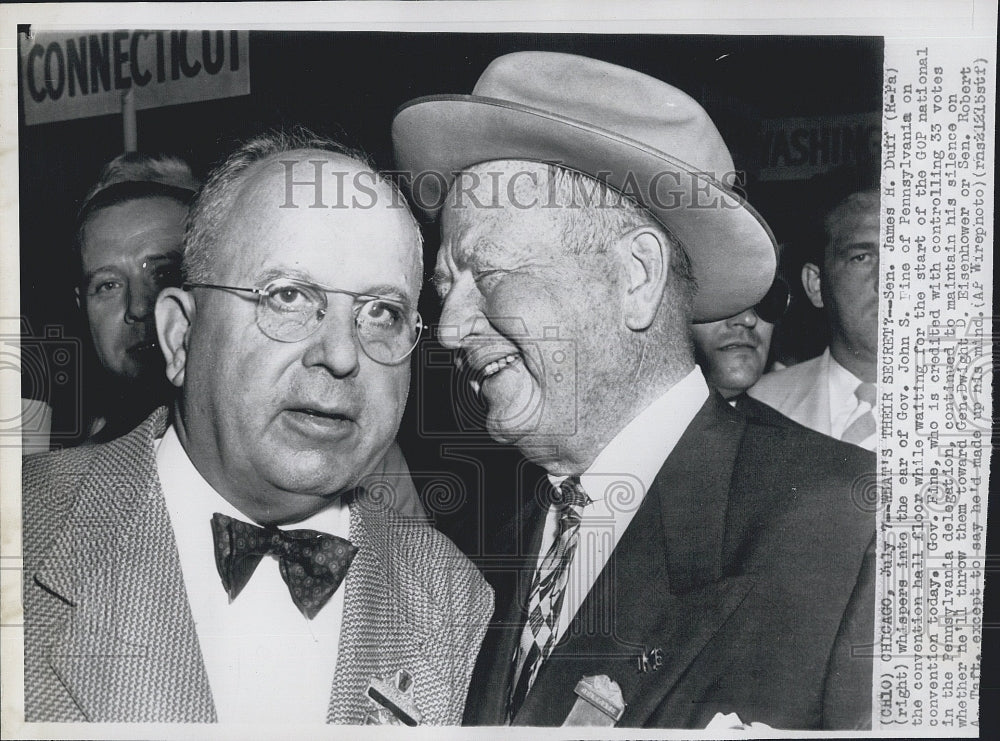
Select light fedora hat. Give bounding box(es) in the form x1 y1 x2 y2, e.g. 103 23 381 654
393 51 777 322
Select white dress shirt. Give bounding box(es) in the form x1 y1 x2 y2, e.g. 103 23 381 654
533 368 710 644
827 353 878 451
157 424 349 724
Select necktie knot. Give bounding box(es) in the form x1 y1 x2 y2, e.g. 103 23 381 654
211 512 358 619
555 476 591 530
855 381 876 407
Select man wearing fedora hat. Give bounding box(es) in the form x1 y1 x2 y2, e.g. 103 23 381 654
394 52 875 729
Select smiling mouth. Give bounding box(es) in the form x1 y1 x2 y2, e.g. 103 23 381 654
468 352 522 394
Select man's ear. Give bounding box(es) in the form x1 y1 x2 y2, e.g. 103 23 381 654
74 286 82 311
619 226 669 331
801 262 824 309
156 287 196 388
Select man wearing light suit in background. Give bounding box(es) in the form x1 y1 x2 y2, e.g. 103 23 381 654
749 188 881 451
394 52 875 729
22 129 491 724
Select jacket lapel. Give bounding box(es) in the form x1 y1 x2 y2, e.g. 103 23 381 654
512 397 756 727
33 410 216 722
622 397 756 726
464 475 549 724
328 497 424 724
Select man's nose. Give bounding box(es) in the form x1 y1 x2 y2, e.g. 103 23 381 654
124 279 157 324
437 287 482 351
727 308 759 328
301 305 360 378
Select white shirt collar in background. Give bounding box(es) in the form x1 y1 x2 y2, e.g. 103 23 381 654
827 350 877 449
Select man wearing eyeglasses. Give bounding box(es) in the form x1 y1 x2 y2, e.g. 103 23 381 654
690 277 801 426
22 130 492 724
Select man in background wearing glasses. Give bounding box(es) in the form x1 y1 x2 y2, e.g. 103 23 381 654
22 130 492 725
691 276 795 423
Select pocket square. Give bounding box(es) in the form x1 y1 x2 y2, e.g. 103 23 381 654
705 711 775 730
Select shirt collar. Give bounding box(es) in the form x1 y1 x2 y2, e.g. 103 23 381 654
549 367 711 505
826 348 866 411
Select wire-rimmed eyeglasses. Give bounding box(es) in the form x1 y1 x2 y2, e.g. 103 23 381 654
184 278 423 365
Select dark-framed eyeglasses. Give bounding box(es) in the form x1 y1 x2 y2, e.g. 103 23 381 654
753 277 791 323
184 278 423 365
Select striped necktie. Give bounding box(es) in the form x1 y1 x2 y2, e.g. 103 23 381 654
507 476 591 721
841 381 877 446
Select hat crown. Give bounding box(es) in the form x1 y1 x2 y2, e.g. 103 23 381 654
472 52 736 183
391 51 777 321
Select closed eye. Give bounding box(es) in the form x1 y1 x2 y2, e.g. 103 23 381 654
473 269 506 286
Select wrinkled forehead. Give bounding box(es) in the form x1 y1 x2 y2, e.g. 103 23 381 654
80 196 188 261
440 161 563 266
826 191 881 249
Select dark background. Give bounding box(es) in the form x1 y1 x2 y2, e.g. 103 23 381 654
19 31 884 443
18 30 997 732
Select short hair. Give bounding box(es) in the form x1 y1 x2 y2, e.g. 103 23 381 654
803 165 881 266
822 189 880 252
74 153 201 272
184 127 421 283
545 164 699 321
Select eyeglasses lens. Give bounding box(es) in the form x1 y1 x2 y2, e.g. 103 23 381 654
257 281 420 363
753 280 790 323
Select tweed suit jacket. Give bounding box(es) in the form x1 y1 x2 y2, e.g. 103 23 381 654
464 395 875 729
748 351 832 436
23 407 493 724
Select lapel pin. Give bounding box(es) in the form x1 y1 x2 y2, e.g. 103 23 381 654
563 674 625 726
638 647 664 673
364 669 422 726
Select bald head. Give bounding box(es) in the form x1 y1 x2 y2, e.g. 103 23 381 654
185 132 422 285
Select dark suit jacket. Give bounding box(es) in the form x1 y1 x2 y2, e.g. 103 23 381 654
22 407 493 723
732 392 807 428
464 395 875 729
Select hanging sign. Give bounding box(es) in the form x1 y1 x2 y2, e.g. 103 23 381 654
19 29 250 126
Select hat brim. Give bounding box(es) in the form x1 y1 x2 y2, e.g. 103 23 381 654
393 94 777 322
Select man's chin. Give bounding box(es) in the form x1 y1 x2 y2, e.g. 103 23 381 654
265 441 384 495
265 466 360 507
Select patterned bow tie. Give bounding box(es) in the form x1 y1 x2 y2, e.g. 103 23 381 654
210 512 358 619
